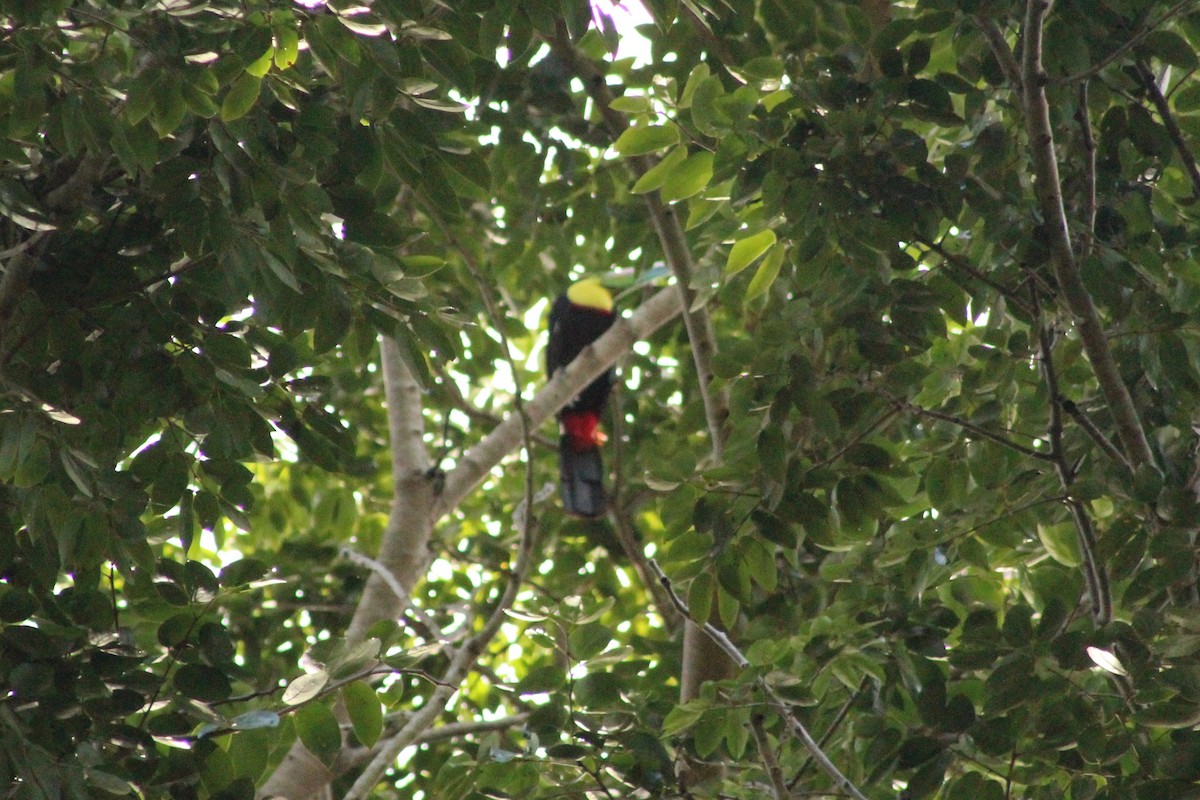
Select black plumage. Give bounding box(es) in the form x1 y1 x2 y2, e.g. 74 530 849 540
546 281 616 517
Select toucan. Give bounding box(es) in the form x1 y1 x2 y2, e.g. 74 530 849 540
547 278 617 518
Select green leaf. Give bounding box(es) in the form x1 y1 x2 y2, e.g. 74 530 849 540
342 681 384 748
612 123 681 157
515 664 566 695
924 456 967 510
691 75 730 136
1036 521 1081 567
687 572 714 625
726 229 777 275
151 80 187 137
282 671 329 705
569 623 612 660
245 48 273 78
609 95 652 114
174 664 232 703
574 672 621 706
294 703 342 767
717 585 740 630
221 73 262 122
678 62 711 109
662 699 710 736
1143 30 1199 69
230 710 281 731
660 151 714 202
743 244 786 302
630 146 688 194
274 27 300 69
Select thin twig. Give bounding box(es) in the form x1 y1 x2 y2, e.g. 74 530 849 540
1076 80 1098 260
809 407 901 471
975 18 1023 92
917 237 1030 315
789 678 868 790
1135 61 1200 198
885 392 1055 462
1032 287 1112 624
339 546 455 645
1060 399 1130 471
1055 0 1199 86
749 713 789 800
0 232 47 322
648 561 871 800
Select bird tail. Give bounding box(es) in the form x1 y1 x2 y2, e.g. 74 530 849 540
558 435 607 518
558 411 607 517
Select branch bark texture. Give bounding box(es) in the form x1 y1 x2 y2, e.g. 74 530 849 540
261 337 436 800
1019 0 1155 471
263 286 683 799
434 284 682 519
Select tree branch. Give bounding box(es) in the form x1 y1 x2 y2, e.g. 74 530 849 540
885 392 1056 462
0 232 47 324
750 713 789 800
434 286 682 520
917 237 1031 316
1076 80 1098 260
545 23 730 461
1054 0 1198 86
260 337 436 800
1020 0 1156 471
1033 291 1112 624
1060 399 1130 471
648 561 871 800
343 482 543 800
344 338 436 643
1135 61 1200 198
976 18 1023 93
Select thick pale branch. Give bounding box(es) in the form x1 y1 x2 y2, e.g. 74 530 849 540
344 493 543 800
433 285 682 520
1021 0 1155 471
260 338 436 800
345 338 436 643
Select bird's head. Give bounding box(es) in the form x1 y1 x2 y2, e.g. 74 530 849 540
566 277 614 312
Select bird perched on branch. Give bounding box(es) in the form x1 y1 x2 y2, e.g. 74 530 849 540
547 278 617 517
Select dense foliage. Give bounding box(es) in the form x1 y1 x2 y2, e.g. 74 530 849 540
5 0 1200 798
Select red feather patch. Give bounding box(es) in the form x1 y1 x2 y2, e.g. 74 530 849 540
562 411 607 452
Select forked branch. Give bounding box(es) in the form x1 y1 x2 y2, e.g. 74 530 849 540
648 561 871 800
1018 0 1156 471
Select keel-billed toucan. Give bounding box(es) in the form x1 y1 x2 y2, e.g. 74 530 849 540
547 278 616 518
